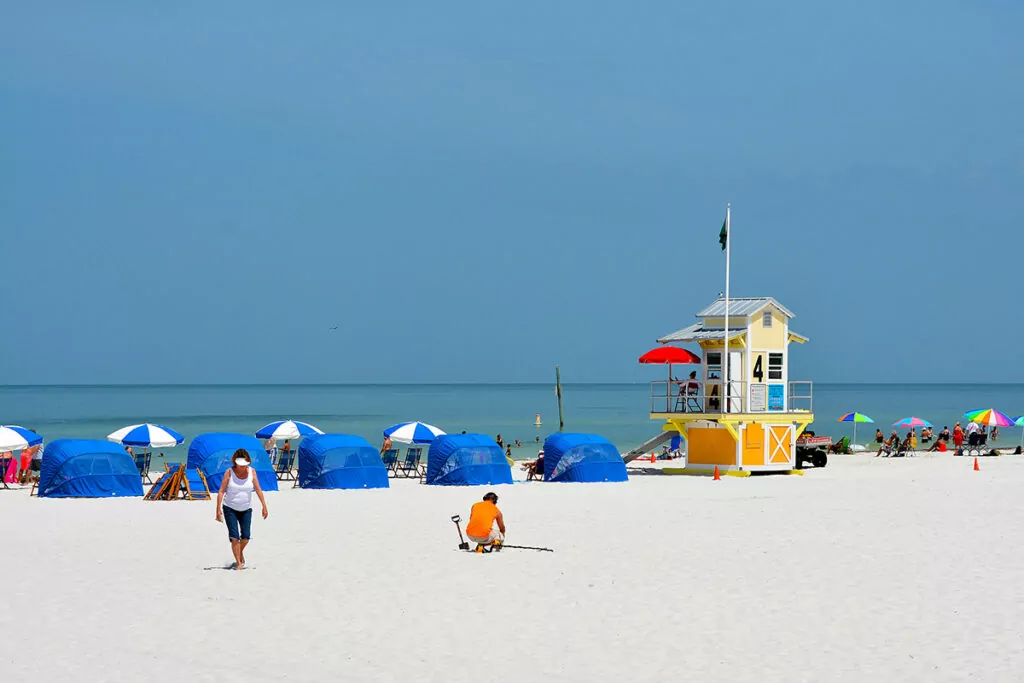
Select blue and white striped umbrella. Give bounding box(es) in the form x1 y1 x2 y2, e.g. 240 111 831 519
108 423 184 448
0 425 43 451
383 421 446 444
255 420 324 440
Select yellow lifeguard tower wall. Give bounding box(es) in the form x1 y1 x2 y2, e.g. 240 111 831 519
653 297 812 474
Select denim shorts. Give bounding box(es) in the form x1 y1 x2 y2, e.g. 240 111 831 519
223 506 252 541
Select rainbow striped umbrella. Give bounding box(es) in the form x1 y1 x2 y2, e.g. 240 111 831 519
963 408 1015 427
838 412 873 444
893 417 932 429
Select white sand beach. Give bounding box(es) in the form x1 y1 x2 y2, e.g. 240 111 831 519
3 455 1023 682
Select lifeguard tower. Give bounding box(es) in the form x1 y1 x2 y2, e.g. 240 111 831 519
649 297 814 475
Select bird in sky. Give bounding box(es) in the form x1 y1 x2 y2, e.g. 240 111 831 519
328 326 339 331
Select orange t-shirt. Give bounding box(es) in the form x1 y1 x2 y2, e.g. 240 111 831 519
466 501 500 538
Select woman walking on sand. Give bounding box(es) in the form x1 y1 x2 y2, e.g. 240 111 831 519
215 449 269 570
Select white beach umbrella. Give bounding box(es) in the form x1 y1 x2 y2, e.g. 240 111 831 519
255 420 324 440
0 425 43 451
107 423 184 448
383 421 445 444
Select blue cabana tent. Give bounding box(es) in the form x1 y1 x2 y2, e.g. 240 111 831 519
426 434 513 486
543 433 628 483
298 434 389 489
38 439 144 498
187 433 279 492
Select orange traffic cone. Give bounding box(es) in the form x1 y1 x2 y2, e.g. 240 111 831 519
650 452 656 463
713 465 721 481
973 457 980 471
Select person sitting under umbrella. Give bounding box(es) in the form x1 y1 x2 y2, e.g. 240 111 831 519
671 371 701 412
876 431 900 457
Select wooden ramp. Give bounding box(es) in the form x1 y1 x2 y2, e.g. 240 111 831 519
621 430 677 463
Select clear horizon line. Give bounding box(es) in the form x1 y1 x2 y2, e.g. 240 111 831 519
4 381 1024 388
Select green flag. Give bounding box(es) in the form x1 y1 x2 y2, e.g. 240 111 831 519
718 216 728 251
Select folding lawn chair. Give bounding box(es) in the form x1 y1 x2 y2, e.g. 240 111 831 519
828 437 850 455
135 451 153 484
381 448 399 476
0 454 11 490
26 459 41 495
395 448 423 478
145 463 184 500
274 449 296 481
526 459 545 481
182 468 211 500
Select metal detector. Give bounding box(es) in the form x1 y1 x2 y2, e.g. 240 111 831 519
451 514 470 551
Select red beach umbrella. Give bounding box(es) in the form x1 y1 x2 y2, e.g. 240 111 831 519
638 347 701 365
639 346 702 398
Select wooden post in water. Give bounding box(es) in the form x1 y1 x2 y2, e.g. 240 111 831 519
555 365 565 432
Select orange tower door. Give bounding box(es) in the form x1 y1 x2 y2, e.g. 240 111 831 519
767 425 794 466
741 423 765 467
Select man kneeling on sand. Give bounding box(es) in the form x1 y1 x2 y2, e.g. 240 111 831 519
466 492 505 550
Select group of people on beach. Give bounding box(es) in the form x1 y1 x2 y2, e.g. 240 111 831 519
1 438 42 485
874 422 1000 457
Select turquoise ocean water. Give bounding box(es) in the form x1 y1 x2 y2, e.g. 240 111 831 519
1 384 1022 460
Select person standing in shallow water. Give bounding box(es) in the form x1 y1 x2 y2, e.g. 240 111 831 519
215 449 269 570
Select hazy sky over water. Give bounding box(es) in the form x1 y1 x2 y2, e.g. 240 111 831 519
3 2 1022 384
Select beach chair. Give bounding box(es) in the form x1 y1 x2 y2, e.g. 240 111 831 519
828 437 850 455
0 454 11 490
26 459 40 494
677 383 702 413
181 468 211 500
145 463 184 501
526 459 544 481
394 448 423 478
135 451 153 484
381 448 399 476
274 449 296 481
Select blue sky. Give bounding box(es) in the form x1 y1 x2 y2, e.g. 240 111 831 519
2 1 1022 384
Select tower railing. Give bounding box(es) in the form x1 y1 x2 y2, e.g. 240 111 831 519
649 380 813 415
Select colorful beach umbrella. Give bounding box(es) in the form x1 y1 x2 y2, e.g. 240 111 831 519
384 421 445 444
255 420 324 440
838 412 873 445
1014 416 1024 449
0 425 43 451
962 409 1014 428
893 417 932 429
107 423 184 448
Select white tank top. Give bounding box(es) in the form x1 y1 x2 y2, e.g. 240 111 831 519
223 468 255 512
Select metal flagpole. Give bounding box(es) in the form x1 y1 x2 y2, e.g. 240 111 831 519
555 365 565 432
723 204 731 413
